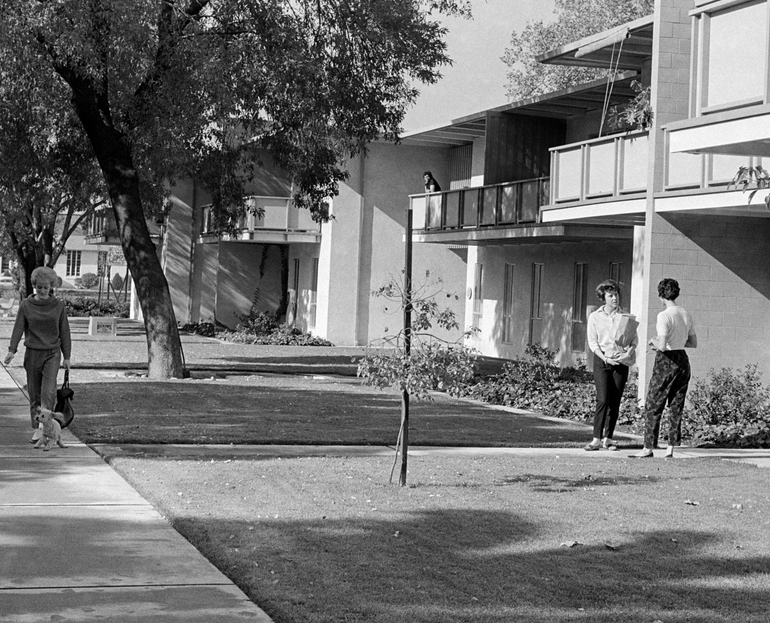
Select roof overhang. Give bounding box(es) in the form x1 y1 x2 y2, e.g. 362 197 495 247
536 15 654 71
401 73 640 148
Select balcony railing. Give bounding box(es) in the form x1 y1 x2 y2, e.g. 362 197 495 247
201 196 319 236
409 177 550 232
665 149 755 191
550 130 649 204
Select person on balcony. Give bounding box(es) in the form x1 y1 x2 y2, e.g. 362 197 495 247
585 279 637 452
4 267 72 443
423 171 441 193
631 278 697 459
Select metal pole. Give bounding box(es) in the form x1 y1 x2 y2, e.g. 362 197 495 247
399 206 413 486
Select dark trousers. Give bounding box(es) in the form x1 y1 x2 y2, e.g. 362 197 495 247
24 348 61 429
592 354 629 439
644 350 690 449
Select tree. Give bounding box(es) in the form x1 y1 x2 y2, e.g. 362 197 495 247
0 0 469 378
0 73 107 297
503 0 654 101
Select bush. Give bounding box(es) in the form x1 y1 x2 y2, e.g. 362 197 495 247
219 323 333 346
63 296 130 318
79 273 99 289
462 345 644 430
235 310 280 335
178 321 218 337
683 365 770 448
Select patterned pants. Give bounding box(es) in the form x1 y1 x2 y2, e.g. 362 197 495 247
644 350 690 449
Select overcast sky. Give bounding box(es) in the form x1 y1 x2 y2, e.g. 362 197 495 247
402 0 557 132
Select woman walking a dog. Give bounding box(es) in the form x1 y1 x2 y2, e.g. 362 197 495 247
4 267 71 442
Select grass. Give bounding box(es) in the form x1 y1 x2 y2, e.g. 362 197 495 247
59 370 624 448
102 449 770 623
10 365 769 621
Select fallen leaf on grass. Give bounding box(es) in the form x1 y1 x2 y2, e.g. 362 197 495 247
604 543 619 551
560 540 582 548
684 500 700 506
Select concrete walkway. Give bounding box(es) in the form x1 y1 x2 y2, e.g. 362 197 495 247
0 365 273 622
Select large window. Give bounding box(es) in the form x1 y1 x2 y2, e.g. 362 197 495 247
571 263 588 352
503 263 515 344
696 0 769 113
66 250 82 277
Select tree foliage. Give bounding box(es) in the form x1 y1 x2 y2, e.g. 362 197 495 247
0 61 106 295
503 0 654 101
0 0 468 377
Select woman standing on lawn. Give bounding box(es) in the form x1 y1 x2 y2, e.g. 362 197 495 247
631 278 697 459
4 267 71 442
585 279 637 451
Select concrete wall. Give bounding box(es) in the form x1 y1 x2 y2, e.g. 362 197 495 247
466 240 633 366
165 179 196 324
648 212 770 379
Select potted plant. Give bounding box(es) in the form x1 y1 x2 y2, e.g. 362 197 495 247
728 165 770 208
607 80 654 132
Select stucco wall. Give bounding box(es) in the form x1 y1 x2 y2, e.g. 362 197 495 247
215 242 283 329
287 244 321 333
466 240 634 367
316 142 467 346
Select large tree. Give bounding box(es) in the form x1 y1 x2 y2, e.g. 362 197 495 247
0 0 467 378
503 0 654 101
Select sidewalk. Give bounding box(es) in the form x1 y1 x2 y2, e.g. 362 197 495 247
0 365 273 622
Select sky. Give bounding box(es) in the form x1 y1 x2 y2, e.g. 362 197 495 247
402 0 557 132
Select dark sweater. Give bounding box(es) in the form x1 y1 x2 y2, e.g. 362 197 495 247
9 295 72 359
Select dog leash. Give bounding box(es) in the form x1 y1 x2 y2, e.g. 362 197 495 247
0 360 30 403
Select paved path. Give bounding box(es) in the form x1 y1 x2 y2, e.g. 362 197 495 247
0 365 273 622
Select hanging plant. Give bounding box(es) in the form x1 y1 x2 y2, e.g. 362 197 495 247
607 80 653 132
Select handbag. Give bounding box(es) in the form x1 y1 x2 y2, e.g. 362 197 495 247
54 369 75 429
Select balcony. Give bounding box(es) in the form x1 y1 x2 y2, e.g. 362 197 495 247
410 177 549 233
200 196 321 244
541 131 648 224
85 209 161 245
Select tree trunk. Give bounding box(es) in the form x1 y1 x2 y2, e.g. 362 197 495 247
60 74 185 379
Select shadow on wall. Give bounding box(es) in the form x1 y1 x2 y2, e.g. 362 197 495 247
662 213 770 299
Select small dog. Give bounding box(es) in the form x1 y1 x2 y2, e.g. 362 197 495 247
34 407 67 451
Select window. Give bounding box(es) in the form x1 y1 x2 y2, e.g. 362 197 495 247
609 262 625 287
472 263 483 332
308 258 319 329
66 250 82 277
571 263 588 352
503 264 516 344
0 255 10 275
529 263 543 346
696 0 769 112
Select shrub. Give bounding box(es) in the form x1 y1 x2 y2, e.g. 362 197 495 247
179 321 218 337
683 365 770 448
235 310 280 335
462 345 644 430
219 323 333 346
63 296 130 318
79 273 99 289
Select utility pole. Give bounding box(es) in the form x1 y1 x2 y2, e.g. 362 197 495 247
399 205 413 486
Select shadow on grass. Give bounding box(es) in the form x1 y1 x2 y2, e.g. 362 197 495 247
70 380 602 448
498 473 659 491
169 510 770 623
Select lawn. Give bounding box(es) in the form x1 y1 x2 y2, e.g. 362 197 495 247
57 370 627 448
101 448 770 623
12 366 769 622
